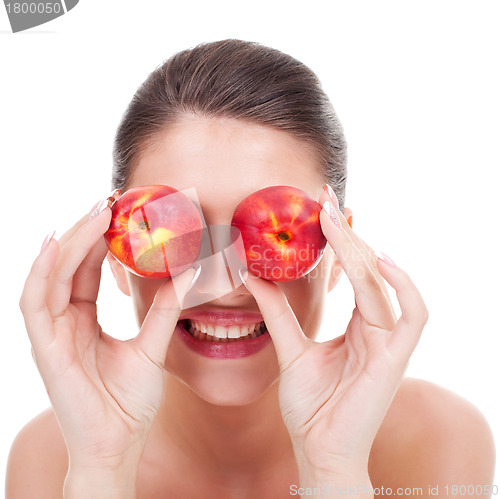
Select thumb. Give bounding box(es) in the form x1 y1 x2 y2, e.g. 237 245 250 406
240 270 307 371
134 265 201 367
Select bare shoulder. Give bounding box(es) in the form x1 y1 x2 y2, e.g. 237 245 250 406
6 407 68 499
369 377 496 492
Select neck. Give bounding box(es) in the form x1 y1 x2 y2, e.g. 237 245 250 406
153 372 295 475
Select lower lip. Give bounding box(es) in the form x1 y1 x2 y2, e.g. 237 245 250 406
175 321 272 359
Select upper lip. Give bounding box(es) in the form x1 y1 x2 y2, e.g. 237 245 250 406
179 308 264 326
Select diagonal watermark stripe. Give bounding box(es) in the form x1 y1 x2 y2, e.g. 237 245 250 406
3 0 79 33
64 0 77 11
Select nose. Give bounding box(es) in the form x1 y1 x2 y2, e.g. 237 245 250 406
183 224 248 309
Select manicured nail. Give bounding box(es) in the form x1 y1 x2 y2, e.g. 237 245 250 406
89 199 109 221
375 250 397 268
108 189 122 205
89 189 122 221
186 263 202 293
322 184 339 209
322 200 341 226
238 267 249 289
40 230 55 255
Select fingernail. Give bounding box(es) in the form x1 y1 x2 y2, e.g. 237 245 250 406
89 199 109 221
186 263 201 293
375 250 397 268
322 201 341 226
108 189 122 205
89 189 122 221
322 184 339 209
40 230 55 255
238 267 249 289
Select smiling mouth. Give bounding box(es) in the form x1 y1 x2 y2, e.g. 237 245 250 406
182 319 268 342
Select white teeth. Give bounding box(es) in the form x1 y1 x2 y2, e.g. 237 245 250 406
187 320 266 342
214 325 228 339
227 325 240 338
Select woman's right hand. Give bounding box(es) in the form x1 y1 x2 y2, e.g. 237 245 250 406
19 198 199 483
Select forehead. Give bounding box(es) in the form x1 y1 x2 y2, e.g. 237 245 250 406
128 116 325 214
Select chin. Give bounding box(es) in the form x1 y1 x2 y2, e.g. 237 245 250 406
165 357 280 407
164 327 281 406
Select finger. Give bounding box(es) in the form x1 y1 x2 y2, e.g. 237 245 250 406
46 207 112 317
70 237 109 304
57 191 121 249
320 187 381 276
320 208 395 330
376 256 429 360
19 237 60 349
358 237 397 323
239 270 308 371
56 199 103 249
319 187 395 320
133 265 201 368
57 211 92 248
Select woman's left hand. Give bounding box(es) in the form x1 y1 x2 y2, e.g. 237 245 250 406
241 185 429 486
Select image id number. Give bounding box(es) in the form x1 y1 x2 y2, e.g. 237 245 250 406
444 484 499 496
5 2 62 14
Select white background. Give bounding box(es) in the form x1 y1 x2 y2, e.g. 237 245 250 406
1 0 499 491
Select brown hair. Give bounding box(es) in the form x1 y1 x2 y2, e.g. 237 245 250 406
112 39 348 211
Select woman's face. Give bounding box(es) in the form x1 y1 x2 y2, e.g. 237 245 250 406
110 116 345 406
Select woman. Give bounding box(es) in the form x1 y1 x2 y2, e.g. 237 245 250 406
7 39 495 498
